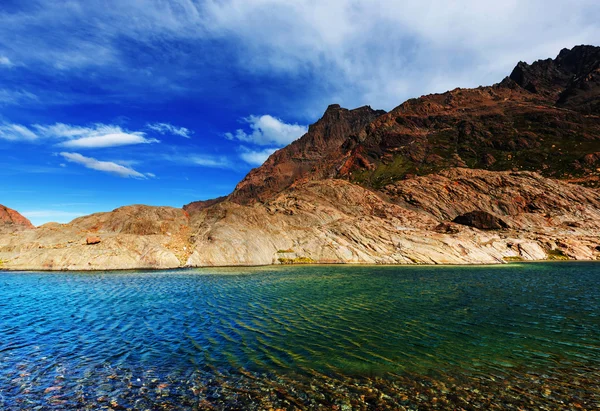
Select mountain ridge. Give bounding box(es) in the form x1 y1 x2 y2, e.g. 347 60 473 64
211 45 600 216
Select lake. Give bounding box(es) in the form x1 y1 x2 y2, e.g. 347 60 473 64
1 262 599 409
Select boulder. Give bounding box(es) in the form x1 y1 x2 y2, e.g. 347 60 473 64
86 236 101 245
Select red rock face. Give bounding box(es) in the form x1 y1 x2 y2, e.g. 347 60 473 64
0 205 34 230
228 104 386 204
183 196 227 214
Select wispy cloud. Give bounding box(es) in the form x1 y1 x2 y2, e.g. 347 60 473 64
37 123 159 148
188 155 232 169
0 1 598 112
162 153 233 169
239 147 277 166
200 0 600 109
225 115 307 146
0 122 38 141
147 122 193 138
0 56 13 67
0 122 159 148
111 159 141 167
0 89 38 105
60 152 148 179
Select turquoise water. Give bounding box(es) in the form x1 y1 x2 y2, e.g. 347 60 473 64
1 263 599 409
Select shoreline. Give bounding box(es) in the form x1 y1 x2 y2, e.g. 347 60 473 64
1 258 598 273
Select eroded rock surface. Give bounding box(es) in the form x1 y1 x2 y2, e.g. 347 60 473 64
0 205 190 270
2 170 599 270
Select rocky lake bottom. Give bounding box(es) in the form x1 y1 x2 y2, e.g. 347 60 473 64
1 263 599 410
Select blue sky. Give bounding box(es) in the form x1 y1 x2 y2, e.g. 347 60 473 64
1 0 599 225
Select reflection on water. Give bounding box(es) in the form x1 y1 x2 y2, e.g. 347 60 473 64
1 263 599 409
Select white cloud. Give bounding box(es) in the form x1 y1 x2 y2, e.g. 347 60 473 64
239 147 278 166
0 56 13 67
189 155 231 168
0 123 38 141
199 0 600 109
0 1 599 112
147 122 193 138
60 152 148 179
162 153 233 169
111 159 140 167
0 89 38 105
36 123 159 148
59 133 154 149
225 115 307 146
0 121 160 147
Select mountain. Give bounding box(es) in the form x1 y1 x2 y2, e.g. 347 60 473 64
1 45 600 270
230 45 600 197
0 205 34 232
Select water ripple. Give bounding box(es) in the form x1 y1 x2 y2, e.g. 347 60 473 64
0 263 599 409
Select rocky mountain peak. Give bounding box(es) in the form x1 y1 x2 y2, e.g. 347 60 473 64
228 104 385 205
508 45 600 110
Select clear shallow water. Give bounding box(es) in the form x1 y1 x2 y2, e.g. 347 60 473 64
1 263 599 410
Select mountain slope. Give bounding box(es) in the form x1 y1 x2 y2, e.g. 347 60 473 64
185 169 600 266
0 205 34 232
338 46 600 189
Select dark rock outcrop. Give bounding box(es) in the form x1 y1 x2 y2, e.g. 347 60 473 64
509 45 600 113
452 211 508 230
183 196 227 214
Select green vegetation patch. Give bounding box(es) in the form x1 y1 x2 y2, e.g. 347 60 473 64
278 256 315 264
547 248 569 260
503 256 524 262
277 249 295 253
353 155 414 189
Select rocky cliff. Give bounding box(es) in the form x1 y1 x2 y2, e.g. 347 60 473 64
1 45 599 270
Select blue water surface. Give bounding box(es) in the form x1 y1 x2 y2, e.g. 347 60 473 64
1 262 599 409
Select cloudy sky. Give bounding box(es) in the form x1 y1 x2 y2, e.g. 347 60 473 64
1 0 599 225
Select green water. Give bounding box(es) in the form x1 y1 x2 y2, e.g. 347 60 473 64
1 262 599 409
